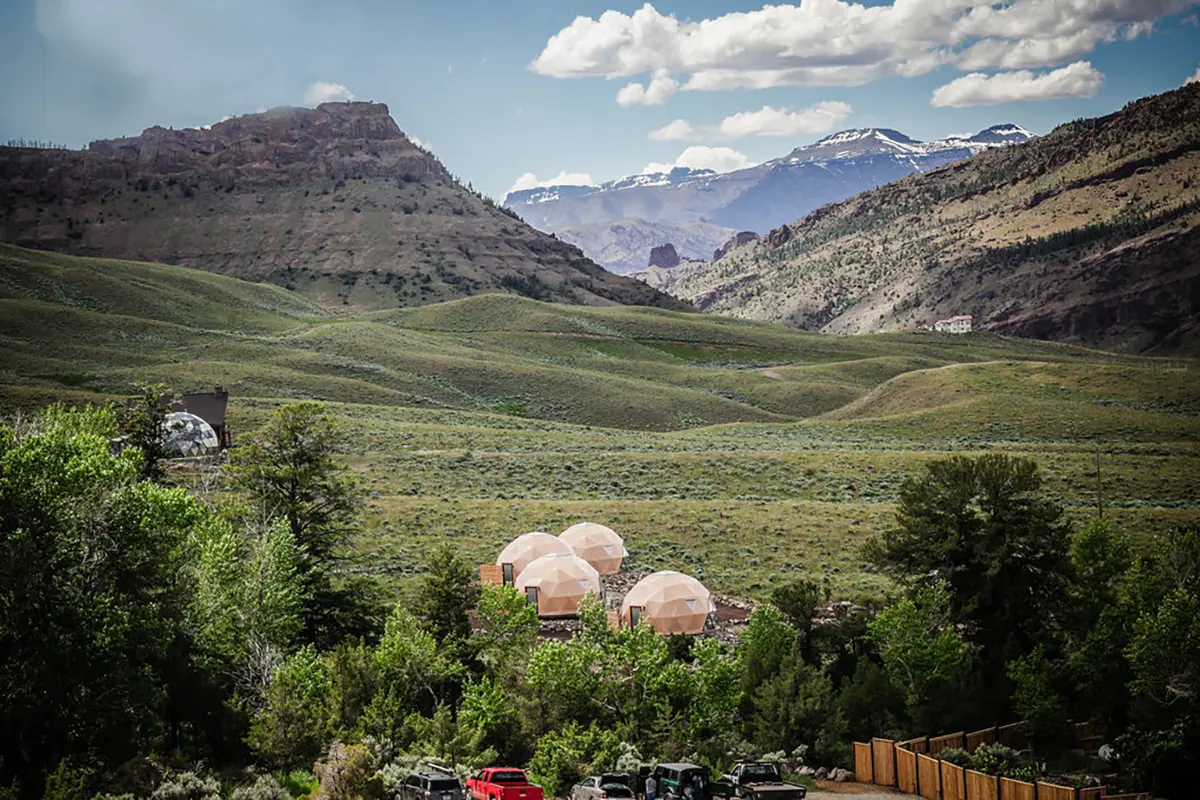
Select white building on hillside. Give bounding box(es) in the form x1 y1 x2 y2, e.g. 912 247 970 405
934 314 973 334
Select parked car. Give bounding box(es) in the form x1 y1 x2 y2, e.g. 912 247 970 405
400 768 466 800
653 764 722 800
570 774 635 800
718 762 806 800
466 768 545 800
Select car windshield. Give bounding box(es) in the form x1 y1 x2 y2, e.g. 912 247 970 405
491 772 527 784
740 766 780 783
430 780 460 791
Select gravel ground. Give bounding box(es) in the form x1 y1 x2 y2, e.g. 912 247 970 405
810 780 905 797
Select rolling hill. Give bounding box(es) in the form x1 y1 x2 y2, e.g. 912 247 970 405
0 102 685 313
649 84 1200 356
2 243 1197 599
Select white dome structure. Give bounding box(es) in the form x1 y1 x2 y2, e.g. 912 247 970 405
517 552 601 618
163 411 221 457
559 522 627 575
496 532 573 580
621 571 715 635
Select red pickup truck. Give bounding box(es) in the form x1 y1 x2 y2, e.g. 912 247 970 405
467 768 545 800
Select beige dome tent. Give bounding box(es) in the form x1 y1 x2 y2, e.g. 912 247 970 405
516 552 602 618
496 532 573 580
621 571 714 635
559 522 627 575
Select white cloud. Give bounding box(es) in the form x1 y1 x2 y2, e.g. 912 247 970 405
508 170 596 194
304 81 355 105
531 1 1194 95
717 101 852 139
616 69 679 106
931 61 1104 107
643 145 755 176
408 135 432 152
648 119 695 141
1187 66 1200 85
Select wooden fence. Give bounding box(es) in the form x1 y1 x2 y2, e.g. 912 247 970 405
964 770 998 800
929 731 965 754
917 753 940 800
1036 782 1077 800
966 727 998 752
872 738 896 786
852 719 1141 799
998 722 1029 751
999 777 1035 800
853 734 1130 800
940 762 966 800
853 742 872 783
896 746 918 794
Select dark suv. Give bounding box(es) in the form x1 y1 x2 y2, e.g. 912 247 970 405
400 769 466 800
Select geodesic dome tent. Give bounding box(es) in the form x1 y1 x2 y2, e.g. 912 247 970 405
621 571 715 635
496 532 574 580
163 411 221 458
516 552 602 618
559 522 627 575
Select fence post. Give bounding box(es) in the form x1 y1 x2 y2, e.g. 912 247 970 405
962 731 969 751
915 754 921 798
938 759 943 800
893 742 899 789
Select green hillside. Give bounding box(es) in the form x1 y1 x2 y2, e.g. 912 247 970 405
2 243 1197 600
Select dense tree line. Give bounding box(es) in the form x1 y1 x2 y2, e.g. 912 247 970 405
0 405 1196 798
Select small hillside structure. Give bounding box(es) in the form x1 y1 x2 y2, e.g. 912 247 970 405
934 314 973 333
621 571 715 635
175 386 231 448
496 531 574 581
517 552 602 618
559 522 627 575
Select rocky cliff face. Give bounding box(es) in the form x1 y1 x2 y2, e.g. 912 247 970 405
648 243 681 269
713 231 758 262
656 86 1200 355
0 103 687 312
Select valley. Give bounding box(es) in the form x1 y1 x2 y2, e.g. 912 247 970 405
2 242 1196 604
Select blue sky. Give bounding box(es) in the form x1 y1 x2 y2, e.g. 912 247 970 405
2 0 1198 200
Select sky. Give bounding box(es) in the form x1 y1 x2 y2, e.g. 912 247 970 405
2 0 1199 201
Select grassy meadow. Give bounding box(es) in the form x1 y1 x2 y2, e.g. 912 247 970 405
2 242 1198 602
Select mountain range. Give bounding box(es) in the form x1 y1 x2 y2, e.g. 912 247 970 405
504 125 1034 273
0 102 684 312
644 84 1200 356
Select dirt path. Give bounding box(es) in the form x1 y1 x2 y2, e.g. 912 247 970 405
810 780 905 797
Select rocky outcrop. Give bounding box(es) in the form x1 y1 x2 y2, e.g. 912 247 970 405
648 243 681 268
0 103 689 313
765 225 793 248
713 231 759 261
646 84 1200 355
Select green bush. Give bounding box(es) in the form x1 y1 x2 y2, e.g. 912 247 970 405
42 759 95 800
313 743 383 800
938 748 970 768
231 775 292 800
277 770 319 798
149 771 222 800
970 744 1027 778
527 723 621 798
